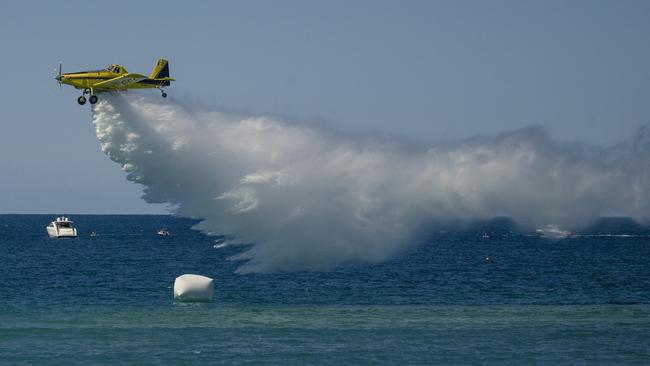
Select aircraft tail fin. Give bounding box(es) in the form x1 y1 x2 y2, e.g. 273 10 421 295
150 59 170 79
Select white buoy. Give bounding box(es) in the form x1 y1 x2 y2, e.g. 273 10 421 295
173 274 214 302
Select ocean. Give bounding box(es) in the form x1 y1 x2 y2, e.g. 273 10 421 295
1 214 649 364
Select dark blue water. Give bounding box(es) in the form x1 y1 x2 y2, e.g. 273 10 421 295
1 215 649 364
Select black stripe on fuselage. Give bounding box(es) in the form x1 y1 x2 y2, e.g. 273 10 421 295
138 79 171 86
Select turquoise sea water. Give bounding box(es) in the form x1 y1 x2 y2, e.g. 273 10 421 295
1 215 649 364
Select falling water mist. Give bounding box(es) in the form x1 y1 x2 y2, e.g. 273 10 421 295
91 94 650 273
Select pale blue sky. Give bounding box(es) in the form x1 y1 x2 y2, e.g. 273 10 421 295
1 0 649 213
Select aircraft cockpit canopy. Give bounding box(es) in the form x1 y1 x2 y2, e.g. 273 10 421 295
105 65 122 73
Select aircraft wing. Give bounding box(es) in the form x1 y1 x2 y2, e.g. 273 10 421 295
93 73 148 90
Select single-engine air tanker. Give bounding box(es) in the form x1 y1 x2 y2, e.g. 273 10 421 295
53 59 175 105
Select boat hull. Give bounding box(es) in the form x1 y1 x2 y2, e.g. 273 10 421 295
46 226 77 238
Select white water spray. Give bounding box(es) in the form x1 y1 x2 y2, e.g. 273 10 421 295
92 95 650 273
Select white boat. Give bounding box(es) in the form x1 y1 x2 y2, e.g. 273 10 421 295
46 216 78 238
157 229 170 236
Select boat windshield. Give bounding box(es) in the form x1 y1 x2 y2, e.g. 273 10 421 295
57 222 71 228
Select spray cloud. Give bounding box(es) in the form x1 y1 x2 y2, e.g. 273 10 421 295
92 95 650 273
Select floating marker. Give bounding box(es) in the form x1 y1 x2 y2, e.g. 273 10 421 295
173 274 214 302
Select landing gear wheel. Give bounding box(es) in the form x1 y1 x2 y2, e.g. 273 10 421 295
77 96 87 105
89 95 98 104
161 92 167 98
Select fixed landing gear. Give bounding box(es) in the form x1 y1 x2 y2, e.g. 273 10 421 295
161 92 167 98
77 89 98 105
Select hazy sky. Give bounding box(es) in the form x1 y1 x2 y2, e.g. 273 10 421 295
1 0 649 214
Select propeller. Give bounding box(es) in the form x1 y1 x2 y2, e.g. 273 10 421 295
53 62 62 88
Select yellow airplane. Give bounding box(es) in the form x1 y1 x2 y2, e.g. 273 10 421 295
54 59 175 105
